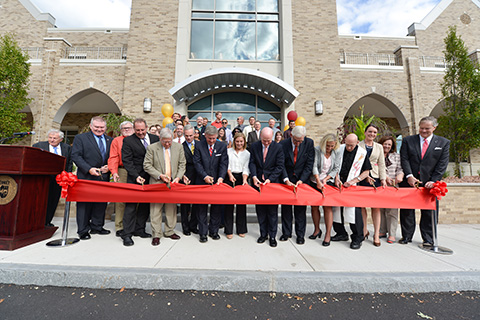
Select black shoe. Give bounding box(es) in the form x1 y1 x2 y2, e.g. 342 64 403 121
308 231 322 240
279 235 290 241
199 235 208 243
115 230 123 237
123 236 134 246
257 236 267 244
191 229 199 234
46 223 55 227
296 237 305 245
322 240 330 247
90 228 111 235
183 231 191 236
209 233 220 240
398 238 412 244
79 232 91 240
269 238 277 247
331 234 349 242
350 241 362 250
133 231 152 238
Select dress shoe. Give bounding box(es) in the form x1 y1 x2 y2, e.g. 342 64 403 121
269 238 277 247
308 231 322 240
331 234 349 242
168 233 181 240
296 237 305 245
364 231 370 240
133 231 152 238
151 237 160 246
79 232 91 240
322 240 330 247
199 235 208 243
379 233 387 239
279 235 290 241
183 231 191 236
115 230 123 237
257 236 267 244
373 240 381 247
350 241 362 250
422 241 433 247
209 233 220 240
90 228 111 235
123 236 134 246
191 229 199 234
398 238 412 244
46 223 55 227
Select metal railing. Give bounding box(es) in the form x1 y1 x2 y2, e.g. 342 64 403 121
64 47 127 60
340 52 402 66
21 47 45 60
420 56 448 68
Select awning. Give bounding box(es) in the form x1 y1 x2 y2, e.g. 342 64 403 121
168 67 299 106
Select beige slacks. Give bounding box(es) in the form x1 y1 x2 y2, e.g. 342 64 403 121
114 167 128 231
150 202 177 238
379 208 398 238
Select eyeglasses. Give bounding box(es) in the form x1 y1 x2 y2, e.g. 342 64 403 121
222 121 227 124
121 127 133 130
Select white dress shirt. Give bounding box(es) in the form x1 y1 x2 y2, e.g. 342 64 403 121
49 144 62 156
227 148 250 175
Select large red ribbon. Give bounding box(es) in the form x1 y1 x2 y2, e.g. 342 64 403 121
55 171 78 198
63 178 437 210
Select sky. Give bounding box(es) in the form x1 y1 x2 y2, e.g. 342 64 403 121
31 0 443 37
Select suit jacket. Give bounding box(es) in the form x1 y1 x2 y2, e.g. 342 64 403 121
248 140 285 183
193 139 228 185
359 140 386 180
247 130 260 149
32 141 73 172
144 141 186 184
72 131 112 180
311 146 341 183
122 133 160 183
182 140 197 182
280 137 315 183
400 134 450 184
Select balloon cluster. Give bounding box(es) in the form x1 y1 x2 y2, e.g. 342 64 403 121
429 181 448 200
56 171 78 198
161 104 174 127
283 111 306 131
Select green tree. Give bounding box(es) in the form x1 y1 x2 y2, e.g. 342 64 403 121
337 105 392 143
0 33 32 143
438 26 480 177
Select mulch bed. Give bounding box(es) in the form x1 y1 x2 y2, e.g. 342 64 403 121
442 176 480 183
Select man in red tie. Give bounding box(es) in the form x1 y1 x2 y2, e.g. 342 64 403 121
399 116 450 246
279 126 315 245
174 124 185 144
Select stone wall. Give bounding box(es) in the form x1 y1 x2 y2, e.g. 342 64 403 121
439 184 480 223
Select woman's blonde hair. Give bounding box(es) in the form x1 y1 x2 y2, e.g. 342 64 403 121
319 133 339 154
233 132 247 150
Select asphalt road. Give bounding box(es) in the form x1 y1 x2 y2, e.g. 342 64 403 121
0 284 478 319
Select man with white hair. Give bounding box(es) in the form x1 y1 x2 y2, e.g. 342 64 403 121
279 126 315 245
33 129 73 227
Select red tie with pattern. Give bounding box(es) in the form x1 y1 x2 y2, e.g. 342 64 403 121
209 145 213 156
421 139 428 159
294 146 298 164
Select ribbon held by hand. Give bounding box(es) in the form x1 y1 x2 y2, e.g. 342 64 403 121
56 171 78 198
429 181 448 200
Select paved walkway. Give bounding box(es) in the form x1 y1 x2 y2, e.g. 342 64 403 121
1 218 479 293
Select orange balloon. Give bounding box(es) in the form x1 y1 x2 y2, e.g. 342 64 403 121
162 117 173 128
161 103 174 118
283 125 289 132
295 116 306 126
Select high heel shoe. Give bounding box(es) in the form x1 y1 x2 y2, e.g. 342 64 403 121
374 240 381 247
322 240 330 247
308 231 322 240
364 231 370 240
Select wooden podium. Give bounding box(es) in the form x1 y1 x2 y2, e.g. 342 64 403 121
0 146 66 250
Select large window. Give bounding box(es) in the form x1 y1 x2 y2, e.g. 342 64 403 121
188 92 281 129
190 0 279 61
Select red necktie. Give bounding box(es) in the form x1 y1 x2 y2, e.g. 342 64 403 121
209 145 213 156
263 146 268 162
293 146 298 164
421 139 428 159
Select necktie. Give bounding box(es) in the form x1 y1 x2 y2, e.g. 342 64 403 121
293 146 298 164
178 137 181 143
98 136 106 161
143 138 148 149
209 145 213 156
165 149 171 178
191 143 195 154
53 146 59 155
421 139 429 159
263 145 268 162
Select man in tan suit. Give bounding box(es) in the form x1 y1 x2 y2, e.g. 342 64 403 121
144 128 186 246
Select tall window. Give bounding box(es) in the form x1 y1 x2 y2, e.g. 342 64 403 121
188 92 281 128
190 0 279 61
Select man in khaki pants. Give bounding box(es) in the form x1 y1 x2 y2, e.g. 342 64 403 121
144 128 186 246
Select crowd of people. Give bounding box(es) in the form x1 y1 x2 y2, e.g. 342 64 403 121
36 113 450 250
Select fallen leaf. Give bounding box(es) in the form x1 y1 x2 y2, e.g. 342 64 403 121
252 296 257 300
417 312 433 319
226 304 232 309
0 299 4 304
119 287 125 293
309 305 312 310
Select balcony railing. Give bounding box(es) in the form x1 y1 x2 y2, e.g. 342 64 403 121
340 52 402 66
21 47 45 60
64 47 127 60
420 56 447 68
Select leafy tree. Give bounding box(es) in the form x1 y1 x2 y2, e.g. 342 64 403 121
438 26 480 177
0 33 32 143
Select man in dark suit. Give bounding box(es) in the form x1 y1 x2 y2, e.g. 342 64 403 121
180 125 199 236
279 126 315 244
247 120 261 150
249 127 285 247
33 129 73 227
71 116 113 240
399 116 450 246
120 118 159 246
193 125 228 243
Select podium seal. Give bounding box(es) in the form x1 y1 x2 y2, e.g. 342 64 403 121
0 175 18 205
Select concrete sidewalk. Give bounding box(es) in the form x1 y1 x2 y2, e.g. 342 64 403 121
0 217 479 293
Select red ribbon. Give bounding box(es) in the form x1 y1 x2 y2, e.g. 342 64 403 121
56 171 78 198
64 177 438 210
429 181 448 200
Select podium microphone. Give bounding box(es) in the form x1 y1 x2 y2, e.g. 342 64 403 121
13 131 36 137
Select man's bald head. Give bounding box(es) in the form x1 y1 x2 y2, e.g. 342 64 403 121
260 127 273 147
345 133 358 152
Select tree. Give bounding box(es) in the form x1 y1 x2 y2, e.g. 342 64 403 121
438 26 480 177
0 33 32 143
337 105 392 143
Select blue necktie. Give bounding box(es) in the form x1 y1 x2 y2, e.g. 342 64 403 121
98 136 106 161
53 146 59 155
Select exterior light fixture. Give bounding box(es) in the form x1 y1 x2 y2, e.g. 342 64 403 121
315 100 323 115
143 98 152 113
